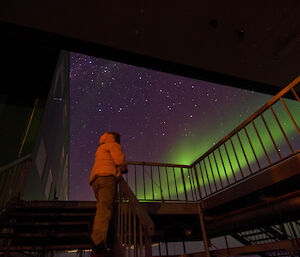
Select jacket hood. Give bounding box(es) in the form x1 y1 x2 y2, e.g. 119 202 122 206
99 132 116 144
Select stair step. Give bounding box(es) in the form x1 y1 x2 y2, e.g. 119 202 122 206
0 221 91 225
10 212 94 217
0 244 92 251
0 231 89 238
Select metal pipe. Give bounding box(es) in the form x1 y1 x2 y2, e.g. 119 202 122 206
165 167 171 200
244 127 261 169
223 141 237 182
212 151 223 188
180 168 188 201
173 167 179 200
150 166 154 200
260 113 282 159
291 88 300 103
230 137 244 178
198 162 208 196
198 204 211 257
251 120 271 165
270 105 294 153
280 97 300 135
203 158 213 194
208 155 218 190
218 147 230 185
158 167 163 200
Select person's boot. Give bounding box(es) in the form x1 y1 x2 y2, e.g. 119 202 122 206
91 241 112 257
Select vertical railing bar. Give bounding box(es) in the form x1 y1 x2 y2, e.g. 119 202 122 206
291 88 300 102
223 141 237 182
134 165 137 197
189 167 198 200
187 168 195 201
292 222 300 247
9 168 17 201
212 151 223 188
192 167 199 199
197 204 212 257
120 190 124 244
173 167 179 200
165 167 171 200
4 168 14 204
280 97 300 135
286 223 294 241
260 114 282 159
218 147 230 185
158 166 164 201
193 165 203 201
244 127 261 170
270 105 294 153
236 132 252 174
150 166 154 200
181 167 188 201
117 188 121 240
133 210 137 257
207 154 218 191
139 222 143 257
128 205 132 257
124 201 128 246
203 158 213 194
0 172 5 206
144 231 152 257
0 172 9 205
198 162 208 196
183 239 186 254
158 242 161 257
289 222 299 241
229 137 244 178
251 120 271 165
0 171 9 206
142 165 146 200
158 242 162 256
165 240 169 257
224 235 229 253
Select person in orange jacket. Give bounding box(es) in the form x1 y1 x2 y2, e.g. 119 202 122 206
89 131 127 255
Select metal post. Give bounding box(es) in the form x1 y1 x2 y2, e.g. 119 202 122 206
197 203 211 257
144 231 152 257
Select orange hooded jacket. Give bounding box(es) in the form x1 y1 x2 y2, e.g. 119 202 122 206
89 132 125 184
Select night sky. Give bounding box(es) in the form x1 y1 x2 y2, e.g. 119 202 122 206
69 52 294 201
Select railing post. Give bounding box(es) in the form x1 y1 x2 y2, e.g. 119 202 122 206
144 229 152 257
197 203 211 257
180 168 188 201
194 165 211 257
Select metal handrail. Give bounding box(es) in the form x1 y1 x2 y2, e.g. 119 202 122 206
0 156 32 210
126 75 300 202
117 176 154 257
126 161 190 168
0 154 32 174
191 75 300 166
118 177 155 236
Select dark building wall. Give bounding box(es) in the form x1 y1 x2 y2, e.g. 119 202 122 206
0 95 45 167
23 51 70 201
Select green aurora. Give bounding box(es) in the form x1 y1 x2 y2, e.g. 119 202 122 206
131 98 300 201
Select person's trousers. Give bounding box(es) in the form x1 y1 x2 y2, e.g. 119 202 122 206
91 176 116 246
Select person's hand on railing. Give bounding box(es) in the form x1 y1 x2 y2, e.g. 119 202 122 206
116 163 128 174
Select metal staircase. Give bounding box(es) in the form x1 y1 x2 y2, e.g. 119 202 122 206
1 76 300 256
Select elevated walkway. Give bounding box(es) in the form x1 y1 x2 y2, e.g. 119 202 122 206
0 153 299 254
1 76 300 256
